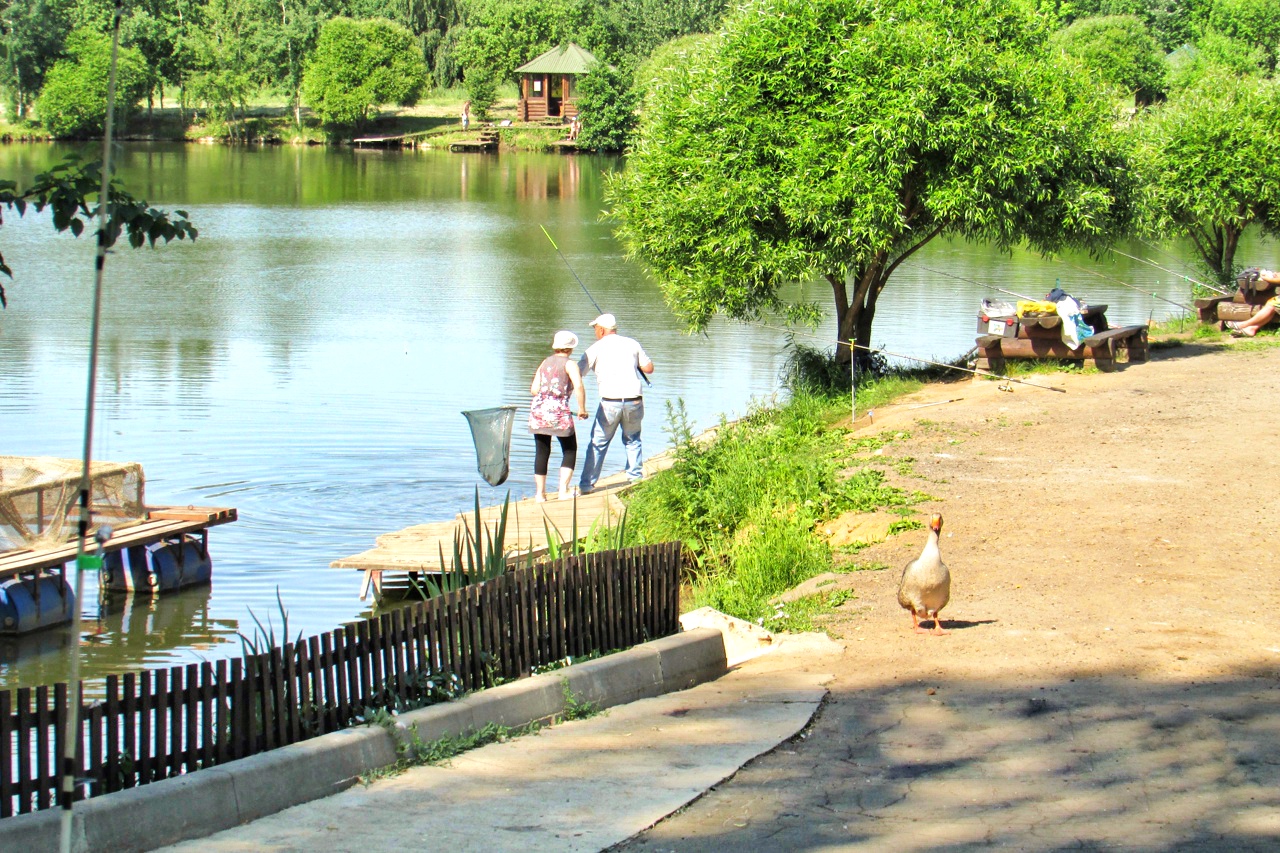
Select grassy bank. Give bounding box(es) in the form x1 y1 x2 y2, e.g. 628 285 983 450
622 364 941 627
0 86 574 149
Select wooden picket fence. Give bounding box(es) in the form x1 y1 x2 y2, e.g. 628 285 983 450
0 542 683 817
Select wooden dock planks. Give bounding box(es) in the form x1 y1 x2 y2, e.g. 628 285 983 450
0 506 237 581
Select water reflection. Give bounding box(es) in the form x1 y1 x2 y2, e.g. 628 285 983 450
0 141 1275 693
0 585 239 695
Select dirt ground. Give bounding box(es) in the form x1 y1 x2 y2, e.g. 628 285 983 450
618 336 1280 851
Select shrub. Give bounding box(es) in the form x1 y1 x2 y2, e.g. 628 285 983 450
302 17 427 132
37 29 149 138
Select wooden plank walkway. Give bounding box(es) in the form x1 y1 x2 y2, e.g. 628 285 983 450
0 506 237 580
332 453 677 599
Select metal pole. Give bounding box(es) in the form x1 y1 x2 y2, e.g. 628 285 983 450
61 2 123 848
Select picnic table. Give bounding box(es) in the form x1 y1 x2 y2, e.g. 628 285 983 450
975 304 1149 373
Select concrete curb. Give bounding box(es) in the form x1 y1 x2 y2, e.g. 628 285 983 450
0 628 728 853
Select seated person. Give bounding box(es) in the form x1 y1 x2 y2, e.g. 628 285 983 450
1223 269 1280 336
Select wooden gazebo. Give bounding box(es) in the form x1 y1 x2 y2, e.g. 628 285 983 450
514 43 598 122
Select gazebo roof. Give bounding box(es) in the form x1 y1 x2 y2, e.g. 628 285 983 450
514 43 598 75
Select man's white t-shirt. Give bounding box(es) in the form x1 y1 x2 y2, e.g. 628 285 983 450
580 334 650 399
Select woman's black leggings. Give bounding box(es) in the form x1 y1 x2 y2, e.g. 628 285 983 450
534 433 578 476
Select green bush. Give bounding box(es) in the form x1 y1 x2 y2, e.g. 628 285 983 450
302 17 427 132
37 29 149 138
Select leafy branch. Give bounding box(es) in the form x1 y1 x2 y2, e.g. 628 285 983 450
0 154 199 307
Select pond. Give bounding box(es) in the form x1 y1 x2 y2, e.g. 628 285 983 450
0 141 1269 690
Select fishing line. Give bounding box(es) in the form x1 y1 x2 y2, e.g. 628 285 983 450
914 264 1038 302
61 3 123 848
1054 255 1196 311
754 322 1067 394
1108 247 1228 296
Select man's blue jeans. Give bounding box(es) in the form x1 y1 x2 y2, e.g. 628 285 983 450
579 398 644 490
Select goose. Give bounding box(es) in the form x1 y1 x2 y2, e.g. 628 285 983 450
897 514 950 635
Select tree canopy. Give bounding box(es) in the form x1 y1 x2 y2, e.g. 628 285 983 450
301 16 428 131
1048 15 1166 104
1131 70 1280 283
607 0 1135 361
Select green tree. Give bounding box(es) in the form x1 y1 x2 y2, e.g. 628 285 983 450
1132 70 1280 284
573 59 635 151
184 0 257 138
1205 0 1280 74
36 27 149 137
0 0 74 119
0 155 198 307
1049 15 1166 105
607 0 1134 363
302 16 427 131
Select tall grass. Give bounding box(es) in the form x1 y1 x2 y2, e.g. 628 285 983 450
624 389 915 622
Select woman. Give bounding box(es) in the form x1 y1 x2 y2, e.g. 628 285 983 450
528 330 588 501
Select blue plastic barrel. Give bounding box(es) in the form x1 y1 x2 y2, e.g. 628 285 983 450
0 574 76 634
101 535 213 594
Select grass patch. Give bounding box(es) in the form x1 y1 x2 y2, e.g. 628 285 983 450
624 386 920 624
763 589 855 633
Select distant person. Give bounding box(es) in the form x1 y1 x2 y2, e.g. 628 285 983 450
578 314 654 493
461 101 471 132
1223 269 1280 336
528 330 588 502
569 114 581 141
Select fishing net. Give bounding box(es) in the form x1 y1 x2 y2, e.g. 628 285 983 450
0 457 147 554
461 406 518 487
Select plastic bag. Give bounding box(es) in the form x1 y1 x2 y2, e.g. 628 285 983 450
462 406 518 486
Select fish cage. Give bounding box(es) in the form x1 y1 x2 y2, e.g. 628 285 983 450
0 457 147 554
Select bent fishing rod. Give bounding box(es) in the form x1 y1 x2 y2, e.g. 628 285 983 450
540 224 604 314
1108 247 1229 296
1054 255 1196 312
539 224 651 384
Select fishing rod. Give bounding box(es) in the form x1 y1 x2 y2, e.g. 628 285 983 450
1054 255 1196 312
915 264 1037 302
1108 247 1229 296
1135 237 1223 288
539 225 651 384
540 224 604 314
62 2 124 849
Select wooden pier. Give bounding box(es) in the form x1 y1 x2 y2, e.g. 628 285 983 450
333 463 662 600
449 129 501 153
0 505 237 582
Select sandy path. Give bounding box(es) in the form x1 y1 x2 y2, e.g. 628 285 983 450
617 338 1280 851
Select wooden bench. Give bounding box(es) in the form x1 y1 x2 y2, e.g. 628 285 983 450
0 506 236 582
976 324 1148 373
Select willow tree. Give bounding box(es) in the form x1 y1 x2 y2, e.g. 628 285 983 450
1132 70 1280 285
607 0 1134 363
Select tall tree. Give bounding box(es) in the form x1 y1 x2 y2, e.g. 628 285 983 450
607 0 1135 363
0 0 73 118
1132 70 1280 284
184 0 257 138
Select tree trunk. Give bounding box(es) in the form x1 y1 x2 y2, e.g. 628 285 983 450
831 257 889 369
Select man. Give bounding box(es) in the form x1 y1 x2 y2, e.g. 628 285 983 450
1223 268 1280 336
577 313 654 493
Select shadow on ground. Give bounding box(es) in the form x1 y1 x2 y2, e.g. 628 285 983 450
616 668 1280 852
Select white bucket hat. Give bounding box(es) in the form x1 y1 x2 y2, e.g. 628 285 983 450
552 330 578 350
